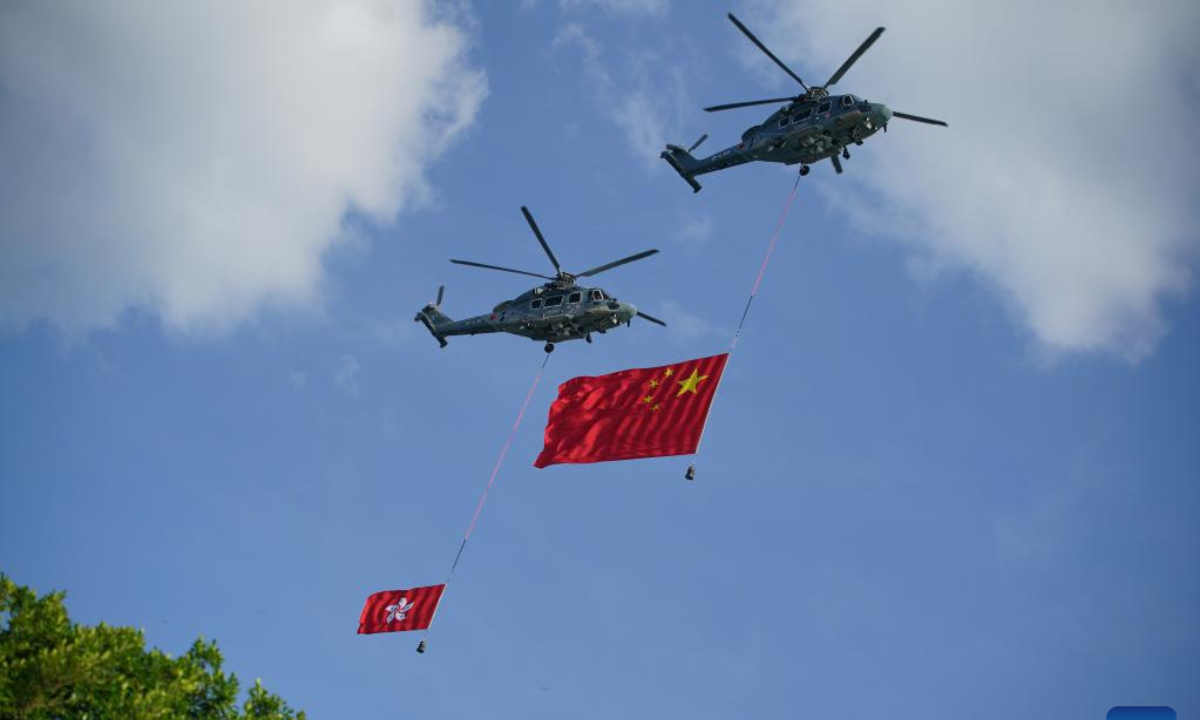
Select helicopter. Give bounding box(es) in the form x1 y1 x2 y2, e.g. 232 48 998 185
662 13 947 192
415 206 666 353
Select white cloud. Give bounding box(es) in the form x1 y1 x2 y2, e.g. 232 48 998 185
659 300 720 342
0 0 487 336
754 0 1200 360
672 214 714 247
553 23 686 169
560 0 669 18
333 354 361 394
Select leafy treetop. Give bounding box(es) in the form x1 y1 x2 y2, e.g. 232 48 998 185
0 573 304 720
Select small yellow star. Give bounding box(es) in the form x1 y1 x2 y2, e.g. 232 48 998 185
676 368 709 397
642 395 654 404
664 368 675 377
648 378 660 388
651 403 661 412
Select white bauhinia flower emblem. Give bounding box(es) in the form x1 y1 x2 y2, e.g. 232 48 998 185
386 597 415 623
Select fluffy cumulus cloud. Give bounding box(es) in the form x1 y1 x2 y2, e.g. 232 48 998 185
0 0 486 335
754 0 1200 360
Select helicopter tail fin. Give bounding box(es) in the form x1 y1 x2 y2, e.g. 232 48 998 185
414 287 451 348
661 143 703 193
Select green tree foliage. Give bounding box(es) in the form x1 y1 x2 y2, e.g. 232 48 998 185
0 574 304 720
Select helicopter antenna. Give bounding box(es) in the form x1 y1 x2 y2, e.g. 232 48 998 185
521 206 562 276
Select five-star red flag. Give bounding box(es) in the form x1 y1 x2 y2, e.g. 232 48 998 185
535 353 729 468
357 584 446 634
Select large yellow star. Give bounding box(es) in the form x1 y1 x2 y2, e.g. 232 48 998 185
675 368 709 397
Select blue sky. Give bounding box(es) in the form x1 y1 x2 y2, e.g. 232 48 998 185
2 1 1198 718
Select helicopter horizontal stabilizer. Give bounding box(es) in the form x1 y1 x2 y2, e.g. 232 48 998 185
661 146 703 193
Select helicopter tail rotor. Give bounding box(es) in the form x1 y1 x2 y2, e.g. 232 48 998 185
661 144 703 193
415 289 452 348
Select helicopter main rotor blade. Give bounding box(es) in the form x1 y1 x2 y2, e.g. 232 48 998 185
824 27 884 88
891 111 948 127
830 154 844 174
577 249 659 278
521 206 562 274
450 259 556 280
727 13 808 91
704 97 797 113
635 311 667 327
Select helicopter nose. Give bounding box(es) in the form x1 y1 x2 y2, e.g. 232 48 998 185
873 103 893 125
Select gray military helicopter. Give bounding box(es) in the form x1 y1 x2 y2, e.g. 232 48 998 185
415 206 666 353
662 13 947 192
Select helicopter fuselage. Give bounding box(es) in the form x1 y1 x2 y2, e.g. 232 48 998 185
690 95 892 176
417 283 639 346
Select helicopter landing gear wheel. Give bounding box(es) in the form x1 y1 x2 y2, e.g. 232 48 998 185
544 342 555 353
855 139 863 146
585 334 592 344
799 165 810 177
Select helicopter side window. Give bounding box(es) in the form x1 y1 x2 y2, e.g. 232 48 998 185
568 292 582 304
545 295 564 307
777 117 788 129
792 107 812 123
530 299 542 309
591 290 604 301
818 100 832 114
840 95 854 108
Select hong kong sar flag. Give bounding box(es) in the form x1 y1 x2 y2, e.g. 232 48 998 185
357 584 446 634
535 353 729 468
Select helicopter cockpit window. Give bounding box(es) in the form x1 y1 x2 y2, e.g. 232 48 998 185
778 117 788 129
530 299 542 309
568 292 582 304
591 290 604 301
818 100 832 114
545 295 564 307
840 95 854 108
792 107 813 122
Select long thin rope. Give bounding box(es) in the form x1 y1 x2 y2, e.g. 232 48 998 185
692 175 801 461
424 352 551 639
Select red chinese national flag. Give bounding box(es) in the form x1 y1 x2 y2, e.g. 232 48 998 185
535 353 729 468
357 584 445 634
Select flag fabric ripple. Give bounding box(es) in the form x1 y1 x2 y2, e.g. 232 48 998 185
357 584 446 634
534 354 729 468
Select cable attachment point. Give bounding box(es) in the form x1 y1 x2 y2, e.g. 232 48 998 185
416 640 427 654
685 464 696 481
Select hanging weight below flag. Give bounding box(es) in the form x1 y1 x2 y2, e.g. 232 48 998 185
534 354 729 468
357 584 446 634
